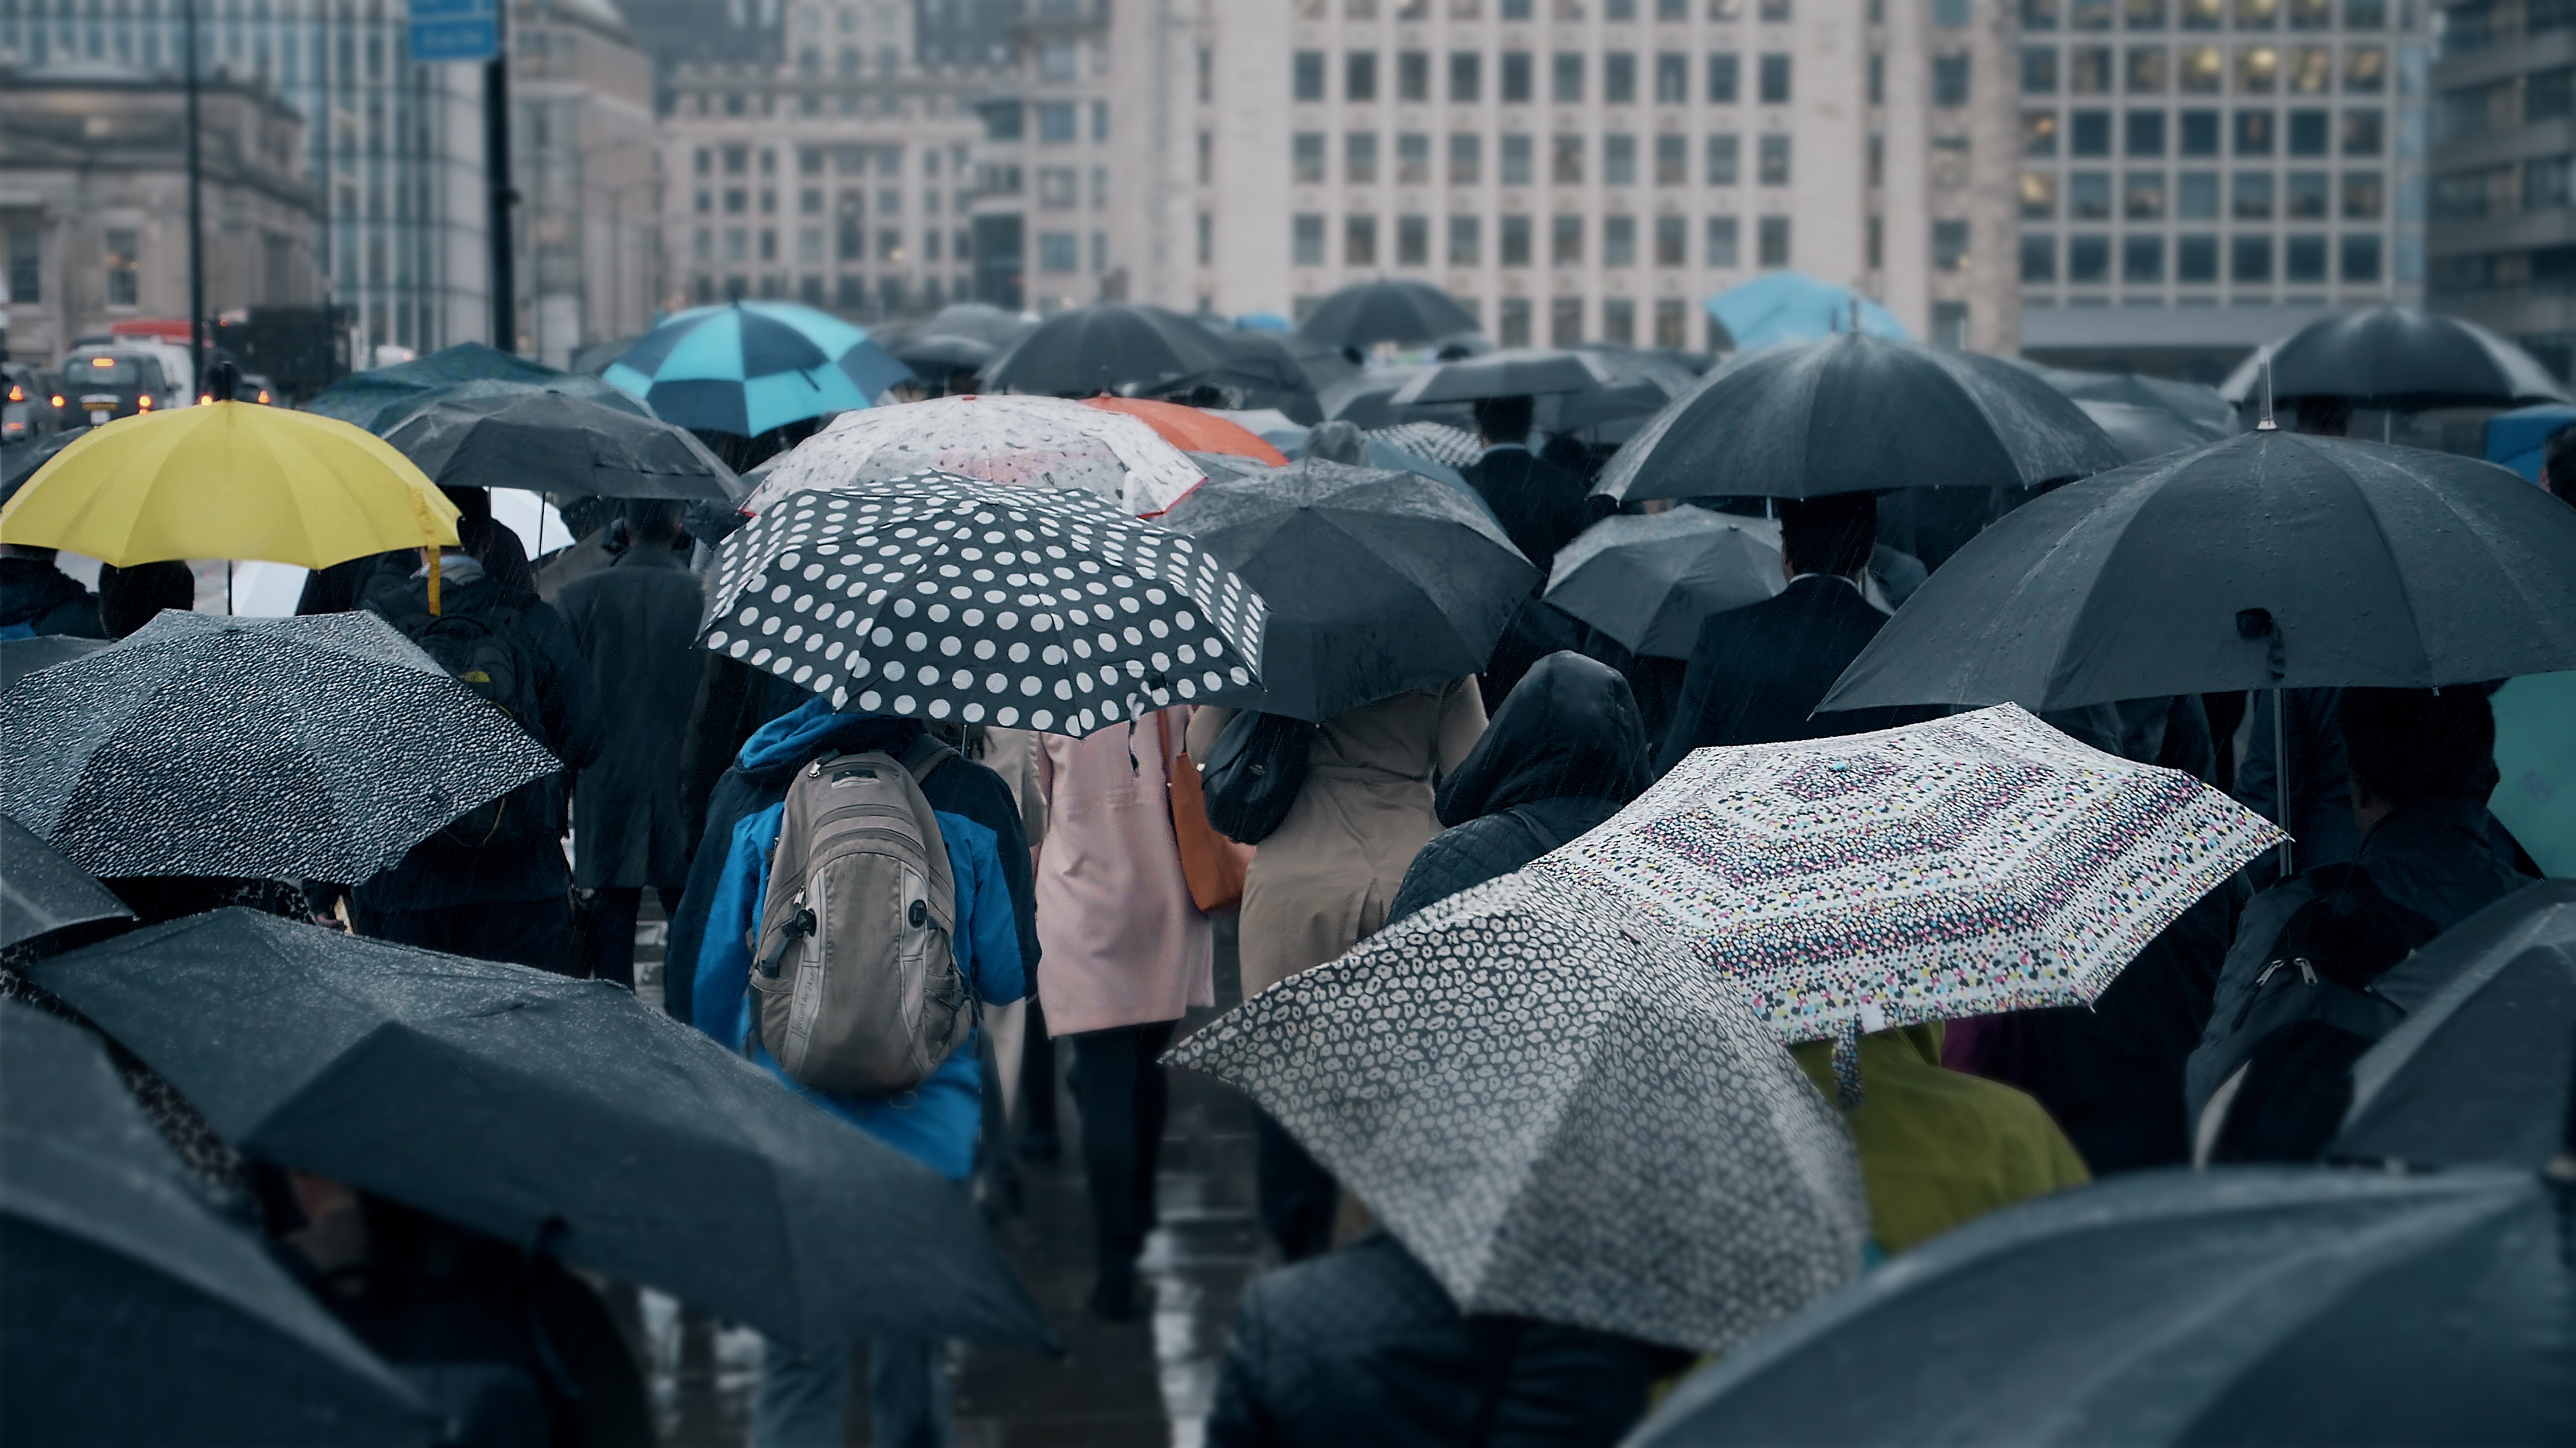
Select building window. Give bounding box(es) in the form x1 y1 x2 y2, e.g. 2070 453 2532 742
2285 170 2328 219
1758 52 1791 103
1605 51 1637 102
2022 171 2059 217
2180 109 2221 155
1502 214 1534 265
1503 134 1536 184
1550 296 1584 346
1932 53 1971 107
1392 215 1428 266
2235 109 2273 155
2069 234 2110 283
2238 45 2278 94
2025 111 2060 157
1039 167 1080 207
1039 231 1078 271
1553 134 1586 184
1451 133 1484 183
1654 214 1687 265
1348 50 1379 101
2284 233 2327 282
1757 215 1790 267
1707 214 1741 266
1295 133 1326 183
2071 171 2113 219
1602 297 1636 344
1451 51 1482 101
1709 51 1741 102
1654 297 1686 347
2339 233 2381 282
1499 297 1532 346
1551 214 1584 263
2175 170 2218 218
1348 132 1381 184
1345 215 1379 265
2128 45 2168 93
1038 102 1078 142
2287 108 2329 156
1605 134 1638 186
2341 108 2382 156
1552 51 1585 102
2177 234 2219 282
1449 214 1483 264
1198 213 1214 265
1707 133 1742 185
1654 134 1688 185
1758 134 1791 184
1295 50 1326 100
2023 46 2059 93
1932 301 1968 349
104 228 141 307
2231 234 2272 283
1399 50 1431 100
1503 51 1534 102
1294 213 1326 265
2020 233 2056 281
2070 110 2112 156
2232 171 2274 219
1399 133 1433 184
1932 218 1970 270
1656 52 1688 103
2071 46 2112 93
2179 43 2223 92
2127 110 2166 156
2341 169 2382 219
2122 233 2164 282
1605 214 1637 265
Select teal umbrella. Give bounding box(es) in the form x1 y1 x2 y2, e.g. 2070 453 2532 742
604 301 911 437
300 341 567 426
1705 272 1908 350
2491 671 2576 878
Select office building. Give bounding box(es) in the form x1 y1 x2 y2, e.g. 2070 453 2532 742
515 0 661 365
2426 0 2574 380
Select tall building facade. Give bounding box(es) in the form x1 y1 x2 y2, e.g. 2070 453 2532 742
2009 0 2427 379
2426 0 2574 379
514 0 661 364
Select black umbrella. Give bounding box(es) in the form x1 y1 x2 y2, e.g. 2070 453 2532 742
1156 459 1537 721
384 391 740 501
1292 279 1480 350
1630 1164 2576 1447
2026 364 2234 434
2224 306 2573 412
1536 347 1697 436
922 301 1035 348
1318 368 1474 431
701 475 1266 736
2077 399 2227 464
0 610 559 885
1 431 83 504
1818 431 2576 714
0 633 109 693
1593 332 2125 504
0 814 132 954
355 374 650 437
1541 509 1782 658
0 1002 434 1446
29 909 1055 1352
1387 347 1615 405
2330 880 2576 1171
885 332 999 378
984 302 1260 398
1165 330 1325 421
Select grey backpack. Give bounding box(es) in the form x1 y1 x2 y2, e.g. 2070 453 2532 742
746 736 973 1094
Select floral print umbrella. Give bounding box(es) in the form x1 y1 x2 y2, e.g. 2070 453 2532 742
738 395 1208 517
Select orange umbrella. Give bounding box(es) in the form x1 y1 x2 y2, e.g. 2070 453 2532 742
1081 396 1288 466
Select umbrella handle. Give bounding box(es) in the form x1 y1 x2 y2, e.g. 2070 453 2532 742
428 554 441 616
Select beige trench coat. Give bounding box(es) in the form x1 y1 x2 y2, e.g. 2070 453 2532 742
1188 679 1487 998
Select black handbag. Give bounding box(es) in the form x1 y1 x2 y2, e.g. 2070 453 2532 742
1197 710 1315 846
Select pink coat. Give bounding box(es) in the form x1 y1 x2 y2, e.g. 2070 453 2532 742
1032 707 1215 1036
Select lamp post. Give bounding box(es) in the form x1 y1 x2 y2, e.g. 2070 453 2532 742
184 0 205 395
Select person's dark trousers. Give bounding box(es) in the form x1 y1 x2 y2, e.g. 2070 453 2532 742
356 897 576 975
1018 996 1060 1154
1067 1020 1178 1267
579 885 685 988
1254 1108 1336 1263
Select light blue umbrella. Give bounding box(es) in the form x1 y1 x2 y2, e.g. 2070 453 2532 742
2485 403 2576 483
603 302 911 437
1705 273 1908 351
1234 312 1293 333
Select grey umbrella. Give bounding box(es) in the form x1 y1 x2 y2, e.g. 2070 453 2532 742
1292 279 1480 350
30 909 1056 1352
1388 347 1615 405
384 390 740 501
2075 399 2227 464
0 633 109 693
1166 863 1867 1353
1541 509 1783 658
2331 880 2576 1171
885 332 999 379
1594 331 2125 503
1155 458 1537 721
2221 306 2573 412
0 610 558 884
0 1002 434 1446
0 814 132 954
1317 367 1474 431
922 301 1035 348
2025 364 2234 434
1630 1164 2576 1447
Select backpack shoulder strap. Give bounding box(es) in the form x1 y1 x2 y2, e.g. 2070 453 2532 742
897 732 959 785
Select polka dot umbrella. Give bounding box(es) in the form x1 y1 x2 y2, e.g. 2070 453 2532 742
736 394 1208 517
701 474 1266 735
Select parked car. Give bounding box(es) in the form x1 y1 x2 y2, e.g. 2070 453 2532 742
59 349 174 427
3 363 61 440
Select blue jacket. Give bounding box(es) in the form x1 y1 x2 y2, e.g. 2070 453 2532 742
689 701 1027 1181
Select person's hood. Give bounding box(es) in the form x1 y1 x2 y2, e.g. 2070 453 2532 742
0 556 89 627
1435 650 1649 827
2354 795 2533 936
736 694 919 781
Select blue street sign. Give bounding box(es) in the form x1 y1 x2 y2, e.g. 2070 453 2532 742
409 0 499 62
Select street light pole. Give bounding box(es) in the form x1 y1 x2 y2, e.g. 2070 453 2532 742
485 1 516 352
184 0 205 394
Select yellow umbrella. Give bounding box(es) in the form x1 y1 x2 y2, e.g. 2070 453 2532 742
0 400 462 609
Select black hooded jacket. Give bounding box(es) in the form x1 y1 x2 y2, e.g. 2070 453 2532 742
0 556 103 639
1388 652 1650 925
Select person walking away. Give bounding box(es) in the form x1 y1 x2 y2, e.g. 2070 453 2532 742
1030 707 1214 1320
1655 492 1936 774
556 499 708 987
1387 653 1650 925
1189 680 1486 1262
1459 396 1612 710
0 544 102 639
96 560 195 639
684 697 1031 1448
351 537 602 971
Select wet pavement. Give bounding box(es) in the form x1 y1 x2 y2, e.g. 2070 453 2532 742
633 905 1265 1447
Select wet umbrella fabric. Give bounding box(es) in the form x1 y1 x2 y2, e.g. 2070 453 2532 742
350 374 650 437
1595 332 2124 504
739 395 1209 516
2028 366 2233 434
920 302 1034 348
703 477 1265 735
884 333 998 378
1154 459 1538 722
29 909 1055 1352
2489 671 2576 878
1368 421 1482 470
0 633 108 693
604 302 910 437
1387 348 1614 405
0 1002 434 1447
1542 509 1783 658
0 610 558 885
1318 368 1474 431
982 302 1261 399
1555 705 2281 1074
1080 396 1289 466
2219 306 2572 412
2075 400 2226 464
1703 272 1909 350
383 391 739 501
1629 1165 2576 1448
1292 279 1480 350
1166 863 1868 1353
1817 433 2576 715
2329 880 2576 1171
301 342 568 427
0 813 132 952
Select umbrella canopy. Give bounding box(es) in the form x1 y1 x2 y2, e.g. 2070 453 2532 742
2487 403 2576 483
1593 332 2125 504
1082 396 1289 466
0 813 133 953
1387 348 1615 405
383 391 740 501
350 375 650 437
1704 272 1909 350
0 1002 434 1447
1292 279 1481 350
1553 705 2281 1068
1817 432 2576 715
1152 327 1318 402
2491 671 2576 878
1540 346 1699 435
703 477 1265 735
1317 367 1475 431
29 910 1055 1352
2220 306 2573 411
983 302 1256 398
1542 509 1784 658
0 431 82 503
1155 459 1537 721
884 332 999 378
0 402 459 569
737 394 1209 515
2076 399 2228 464
605 301 911 437
0 610 558 884
1166 863 1868 1353
1368 420 1483 469
300 342 567 427
921 301 1034 348
2028 365 2234 434
1630 1164 2576 1447
2330 880 2576 1171
0 634 109 693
